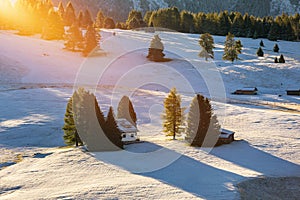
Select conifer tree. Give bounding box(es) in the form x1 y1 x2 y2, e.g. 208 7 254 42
105 107 123 149
257 47 264 57
83 25 100 56
62 96 83 146
180 10 194 33
260 40 265 47
223 33 242 62
77 10 84 28
199 33 215 61
95 11 105 28
275 57 279 63
231 12 244 37
82 9 93 28
57 1 64 19
126 10 144 29
64 22 83 51
162 88 184 140
273 43 279 53
104 17 115 29
147 34 165 61
64 1 76 26
117 96 137 126
185 94 220 147
279 54 285 63
42 9 64 40
218 11 231 35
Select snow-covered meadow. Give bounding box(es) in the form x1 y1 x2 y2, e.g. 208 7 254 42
0 29 299 199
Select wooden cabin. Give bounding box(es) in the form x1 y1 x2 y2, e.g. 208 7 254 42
232 87 258 95
286 89 300 96
116 119 139 144
217 129 235 145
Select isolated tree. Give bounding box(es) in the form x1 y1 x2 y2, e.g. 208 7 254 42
64 1 76 26
147 34 165 61
62 96 83 146
199 33 215 61
105 107 123 149
223 32 242 62
117 96 137 126
273 43 279 53
257 47 264 57
260 40 265 47
83 25 100 56
185 94 220 147
64 22 83 51
41 9 64 40
162 88 184 140
279 54 285 63
274 57 279 63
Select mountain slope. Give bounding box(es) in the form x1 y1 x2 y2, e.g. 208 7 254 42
53 0 300 21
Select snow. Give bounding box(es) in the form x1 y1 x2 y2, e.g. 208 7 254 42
0 29 299 199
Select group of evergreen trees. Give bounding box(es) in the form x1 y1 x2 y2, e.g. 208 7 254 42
123 8 300 42
255 40 286 63
0 0 115 56
62 88 137 149
162 88 220 147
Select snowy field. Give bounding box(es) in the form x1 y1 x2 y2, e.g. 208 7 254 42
0 29 299 199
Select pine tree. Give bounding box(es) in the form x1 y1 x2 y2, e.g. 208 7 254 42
180 10 194 33
95 11 105 28
64 1 76 26
117 96 137 126
235 40 243 54
57 1 65 19
257 47 264 57
273 43 279 53
77 10 84 28
199 33 215 61
218 11 231 35
279 54 285 63
185 94 220 147
41 9 65 40
162 88 184 140
62 96 83 146
260 40 265 47
104 17 115 29
147 34 165 61
231 12 244 37
105 107 123 149
82 9 93 29
223 32 242 62
275 57 279 63
126 10 144 29
64 22 83 51
83 25 100 56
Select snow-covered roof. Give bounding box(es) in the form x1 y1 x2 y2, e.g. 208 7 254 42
219 129 235 139
238 87 258 91
116 118 138 133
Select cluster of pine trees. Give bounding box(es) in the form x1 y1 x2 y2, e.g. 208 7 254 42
0 0 116 56
124 8 300 42
62 88 137 149
162 88 220 147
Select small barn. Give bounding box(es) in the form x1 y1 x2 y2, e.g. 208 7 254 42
116 118 139 144
232 87 258 95
217 129 235 145
286 89 300 96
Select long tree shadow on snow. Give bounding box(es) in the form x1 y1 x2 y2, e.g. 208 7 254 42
210 140 300 177
93 142 244 199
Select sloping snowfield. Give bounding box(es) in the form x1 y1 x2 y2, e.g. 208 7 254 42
0 29 299 199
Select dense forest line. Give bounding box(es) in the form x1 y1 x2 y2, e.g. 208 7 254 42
0 0 299 42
